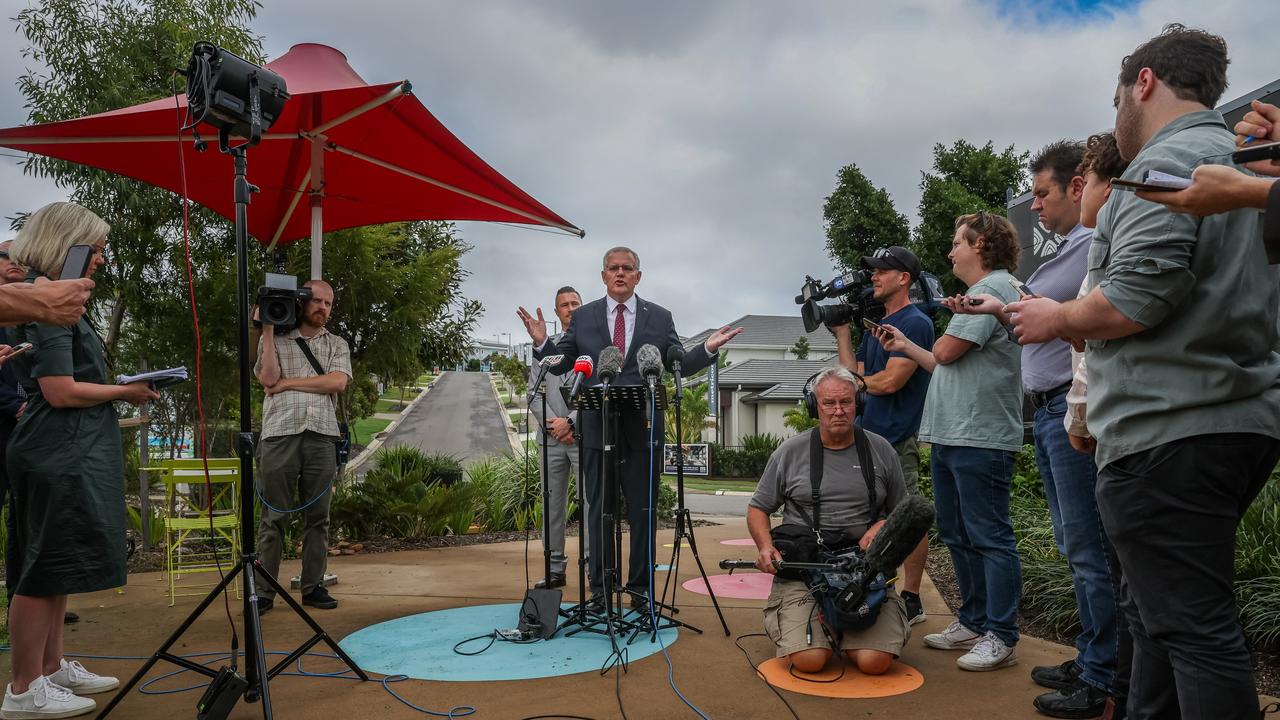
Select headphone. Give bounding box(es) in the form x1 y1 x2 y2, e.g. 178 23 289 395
803 369 867 419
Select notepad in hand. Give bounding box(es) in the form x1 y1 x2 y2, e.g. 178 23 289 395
117 366 189 389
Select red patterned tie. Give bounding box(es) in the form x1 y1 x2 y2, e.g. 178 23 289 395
612 304 626 356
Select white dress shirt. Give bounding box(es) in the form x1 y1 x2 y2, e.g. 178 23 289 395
606 294 638 353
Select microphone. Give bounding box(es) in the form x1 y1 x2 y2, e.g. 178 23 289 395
525 354 565 404
666 345 685 400
564 355 594 403
597 346 622 390
862 496 935 578
637 344 662 428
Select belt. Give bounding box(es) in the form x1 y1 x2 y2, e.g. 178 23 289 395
1027 381 1073 410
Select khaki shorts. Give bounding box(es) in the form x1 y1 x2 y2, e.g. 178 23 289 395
763 577 911 658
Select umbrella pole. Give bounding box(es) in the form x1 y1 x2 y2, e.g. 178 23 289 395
310 136 324 280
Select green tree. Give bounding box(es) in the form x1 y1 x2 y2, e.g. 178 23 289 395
911 140 1029 296
791 336 810 360
665 376 709 444
782 403 819 433
14 0 265 455
823 163 910 273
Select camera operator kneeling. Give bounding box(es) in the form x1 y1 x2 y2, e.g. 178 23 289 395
747 366 912 675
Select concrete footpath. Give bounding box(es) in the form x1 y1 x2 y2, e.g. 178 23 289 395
14 519 1272 719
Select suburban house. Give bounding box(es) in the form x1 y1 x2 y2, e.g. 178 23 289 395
683 315 841 446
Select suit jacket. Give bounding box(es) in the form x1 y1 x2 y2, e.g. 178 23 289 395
528 332 577 446
533 295 715 450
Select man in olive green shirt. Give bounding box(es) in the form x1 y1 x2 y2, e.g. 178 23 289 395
1008 25 1280 720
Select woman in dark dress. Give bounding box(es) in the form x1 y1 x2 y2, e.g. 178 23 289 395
1 203 157 719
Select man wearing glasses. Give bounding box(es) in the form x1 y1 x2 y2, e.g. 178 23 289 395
518 247 741 611
833 245 933 627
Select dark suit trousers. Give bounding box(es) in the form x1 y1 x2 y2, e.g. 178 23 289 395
581 440 660 597
1097 433 1280 720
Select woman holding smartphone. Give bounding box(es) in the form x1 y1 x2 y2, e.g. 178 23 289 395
1 202 157 719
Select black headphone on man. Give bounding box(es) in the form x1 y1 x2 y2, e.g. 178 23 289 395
803 369 868 419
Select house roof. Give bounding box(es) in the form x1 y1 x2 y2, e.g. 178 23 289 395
716 358 838 403
684 315 837 351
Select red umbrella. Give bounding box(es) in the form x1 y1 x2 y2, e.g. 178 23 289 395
0 42 582 275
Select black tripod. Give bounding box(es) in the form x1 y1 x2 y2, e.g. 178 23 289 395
658 374 730 636
96 133 366 720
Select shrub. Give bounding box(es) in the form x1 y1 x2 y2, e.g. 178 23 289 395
712 434 782 478
330 446 473 540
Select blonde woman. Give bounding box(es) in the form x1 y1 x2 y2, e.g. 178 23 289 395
2 202 157 719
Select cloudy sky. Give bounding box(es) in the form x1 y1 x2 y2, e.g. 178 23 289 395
3 0 1279 347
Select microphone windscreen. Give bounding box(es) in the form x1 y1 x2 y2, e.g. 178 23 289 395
637 344 663 380
573 355 594 377
863 495 935 578
540 354 565 367
665 344 685 367
597 346 623 379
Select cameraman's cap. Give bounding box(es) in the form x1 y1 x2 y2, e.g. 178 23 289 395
862 246 921 279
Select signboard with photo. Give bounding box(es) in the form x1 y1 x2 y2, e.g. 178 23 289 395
664 443 709 476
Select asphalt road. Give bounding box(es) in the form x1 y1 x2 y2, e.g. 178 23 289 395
376 371 512 467
683 490 751 517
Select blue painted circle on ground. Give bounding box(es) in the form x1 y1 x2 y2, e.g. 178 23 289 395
340 603 680 681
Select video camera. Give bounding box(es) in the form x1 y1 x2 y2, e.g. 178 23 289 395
720 547 887 631
795 268 944 333
256 272 312 331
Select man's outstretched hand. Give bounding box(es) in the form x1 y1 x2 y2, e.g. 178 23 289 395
706 326 743 353
516 306 548 347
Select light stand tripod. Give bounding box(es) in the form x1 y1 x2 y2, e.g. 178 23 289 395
96 128 366 720
658 371 730 636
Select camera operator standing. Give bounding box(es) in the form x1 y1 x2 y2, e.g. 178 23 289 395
254 279 351 615
747 366 911 675
831 246 933 627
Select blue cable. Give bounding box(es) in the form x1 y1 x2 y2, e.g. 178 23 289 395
60 649 474 718
253 475 336 515
647 391 711 720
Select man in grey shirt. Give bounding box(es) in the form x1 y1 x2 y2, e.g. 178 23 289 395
748 366 910 676
528 286 582 589
1009 25 1280 720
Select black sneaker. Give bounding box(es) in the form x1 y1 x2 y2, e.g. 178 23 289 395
1033 679 1109 719
901 590 926 625
535 573 566 589
301 586 338 609
1031 658 1082 690
254 596 274 615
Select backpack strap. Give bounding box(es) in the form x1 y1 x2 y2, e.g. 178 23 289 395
853 426 881 520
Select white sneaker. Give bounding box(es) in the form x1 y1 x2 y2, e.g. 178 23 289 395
923 620 981 650
1 676 96 719
47 660 118 695
956 631 1018 671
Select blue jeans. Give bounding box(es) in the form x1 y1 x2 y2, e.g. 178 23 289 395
1033 393 1122 694
931 444 1021 646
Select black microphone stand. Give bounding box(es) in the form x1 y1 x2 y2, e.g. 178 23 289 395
658 368 730 636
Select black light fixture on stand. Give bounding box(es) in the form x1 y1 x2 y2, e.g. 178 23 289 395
96 42 366 720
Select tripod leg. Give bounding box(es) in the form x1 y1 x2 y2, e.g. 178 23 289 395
255 560 369 680
681 516 731 636
241 564 274 718
95 563 244 719
659 511 686 609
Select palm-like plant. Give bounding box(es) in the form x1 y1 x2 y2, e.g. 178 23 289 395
782 402 819 433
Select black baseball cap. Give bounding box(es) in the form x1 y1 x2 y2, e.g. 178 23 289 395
861 246 921 279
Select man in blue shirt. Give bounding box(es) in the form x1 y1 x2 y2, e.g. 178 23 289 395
834 245 934 626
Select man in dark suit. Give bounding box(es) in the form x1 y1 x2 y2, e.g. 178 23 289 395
517 246 740 608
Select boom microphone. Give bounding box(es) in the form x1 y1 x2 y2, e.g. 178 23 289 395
564 355 594 403
863 495 935 577
597 346 623 389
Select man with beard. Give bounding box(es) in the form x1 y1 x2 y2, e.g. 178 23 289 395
1008 24 1280 720
254 279 351 614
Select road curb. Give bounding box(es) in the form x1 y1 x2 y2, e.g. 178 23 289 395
490 374 523 455
346 378 435 473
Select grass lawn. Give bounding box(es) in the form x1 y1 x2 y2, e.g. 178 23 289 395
351 417 392 445
661 474 758 494
376 398 407 413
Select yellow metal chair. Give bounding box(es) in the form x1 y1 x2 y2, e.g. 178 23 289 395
153 458 242 606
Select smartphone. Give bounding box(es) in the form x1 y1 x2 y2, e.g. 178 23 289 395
59 244 94 280
4 342 32 360
1009 278 1035 299
1232 140 1280 164
861 318 884 333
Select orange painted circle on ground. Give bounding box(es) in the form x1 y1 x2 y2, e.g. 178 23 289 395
756 657 924 698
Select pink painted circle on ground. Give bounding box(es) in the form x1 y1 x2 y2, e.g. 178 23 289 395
719 538 757 546
682 573 773 599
